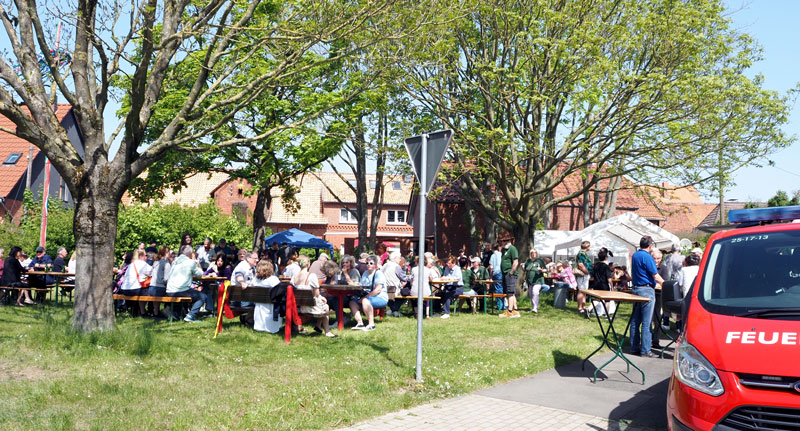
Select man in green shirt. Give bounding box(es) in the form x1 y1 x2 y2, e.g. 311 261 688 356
499 238 520 318
524 249 547 313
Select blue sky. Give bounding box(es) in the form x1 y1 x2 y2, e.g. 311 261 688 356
722 0 800 203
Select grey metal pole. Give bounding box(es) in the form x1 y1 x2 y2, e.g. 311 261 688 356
415 133 428 382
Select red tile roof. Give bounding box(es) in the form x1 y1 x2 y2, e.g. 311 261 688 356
660 203 717 234
0 104 73 196
551 172 664 220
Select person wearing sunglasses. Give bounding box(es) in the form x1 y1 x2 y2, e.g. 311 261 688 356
349 255 387 331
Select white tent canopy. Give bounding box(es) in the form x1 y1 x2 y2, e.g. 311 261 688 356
552 212 680 266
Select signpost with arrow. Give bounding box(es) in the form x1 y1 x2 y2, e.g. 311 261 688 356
404 129 453 383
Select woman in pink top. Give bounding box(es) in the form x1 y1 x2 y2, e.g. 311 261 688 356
555 261 577 289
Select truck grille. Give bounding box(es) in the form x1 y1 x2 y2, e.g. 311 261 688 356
719 406 800 431
738 373 800 394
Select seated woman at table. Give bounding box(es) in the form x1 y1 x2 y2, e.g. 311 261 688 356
439 256 464 319
252 258 283 334
148 246 171 317
409 256 436 318
348 255 387 331
319 260 343 312
119 249 153 316
282 253 301 279
1 246 33 306
335 255 360 285
202 253 232 314
554 261 578 290
206 253 232 279
292 255 336 338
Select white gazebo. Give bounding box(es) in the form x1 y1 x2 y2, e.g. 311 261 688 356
551 212 680 267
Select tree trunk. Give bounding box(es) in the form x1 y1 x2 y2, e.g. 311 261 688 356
252 188 273 254
600 176 622 221
466 200 478 255
71 192 119 332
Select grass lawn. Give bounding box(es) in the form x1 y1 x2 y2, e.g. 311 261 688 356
0 293 620 430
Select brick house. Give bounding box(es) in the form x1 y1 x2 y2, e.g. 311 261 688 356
211 172 415 254
0 105 83 222
409 173 714 257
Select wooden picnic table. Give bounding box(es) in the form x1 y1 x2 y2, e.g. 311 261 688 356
320 284 364 330
582 289 651 385
26 270 75 307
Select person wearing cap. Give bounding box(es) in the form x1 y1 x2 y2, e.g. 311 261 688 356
27 246 54 302
524 249 547 313
460 256 490 313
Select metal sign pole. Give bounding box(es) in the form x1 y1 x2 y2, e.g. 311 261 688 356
415 133 428 383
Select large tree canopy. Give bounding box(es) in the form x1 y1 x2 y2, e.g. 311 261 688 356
400 0 793 257
0 0 416 332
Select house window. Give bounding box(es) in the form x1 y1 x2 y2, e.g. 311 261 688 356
3 153 22 165
348 179 357 189
387 210 406 224
370 180 376 189
340 208 358 223
392 181 401 190
403 174 413 183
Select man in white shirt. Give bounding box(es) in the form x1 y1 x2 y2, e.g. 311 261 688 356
165 246 204 322
196 237 213 271
232 250 258 307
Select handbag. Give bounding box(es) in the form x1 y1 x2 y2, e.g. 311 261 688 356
133 263 152 288
573 267 585 277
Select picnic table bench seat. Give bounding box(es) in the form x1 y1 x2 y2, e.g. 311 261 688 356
215 282 317 343
112 294 193 322
454 294 492 314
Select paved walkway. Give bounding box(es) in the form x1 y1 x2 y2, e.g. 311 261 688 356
334 350 674 431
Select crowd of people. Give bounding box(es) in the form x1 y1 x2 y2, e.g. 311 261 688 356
0 245 77 307
530 236 703 358
3 231 703 350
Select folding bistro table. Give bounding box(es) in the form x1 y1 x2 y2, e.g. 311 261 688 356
581 289 651 384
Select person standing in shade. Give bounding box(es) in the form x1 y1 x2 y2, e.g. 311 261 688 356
265 242 280 272
499 238 520 318
575 241 593 318
488 243 504 311
629 235 664 358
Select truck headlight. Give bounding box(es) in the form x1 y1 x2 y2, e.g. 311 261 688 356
675 341 724 396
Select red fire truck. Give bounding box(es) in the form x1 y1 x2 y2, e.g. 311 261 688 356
667 206 800 430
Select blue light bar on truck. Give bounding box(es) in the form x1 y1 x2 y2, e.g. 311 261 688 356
728 205 800 224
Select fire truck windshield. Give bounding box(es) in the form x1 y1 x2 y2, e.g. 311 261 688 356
698 229 800 319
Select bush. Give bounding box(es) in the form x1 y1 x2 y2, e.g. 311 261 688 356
0 194 254 263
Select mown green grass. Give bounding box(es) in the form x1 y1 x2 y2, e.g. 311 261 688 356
0 294 620 430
